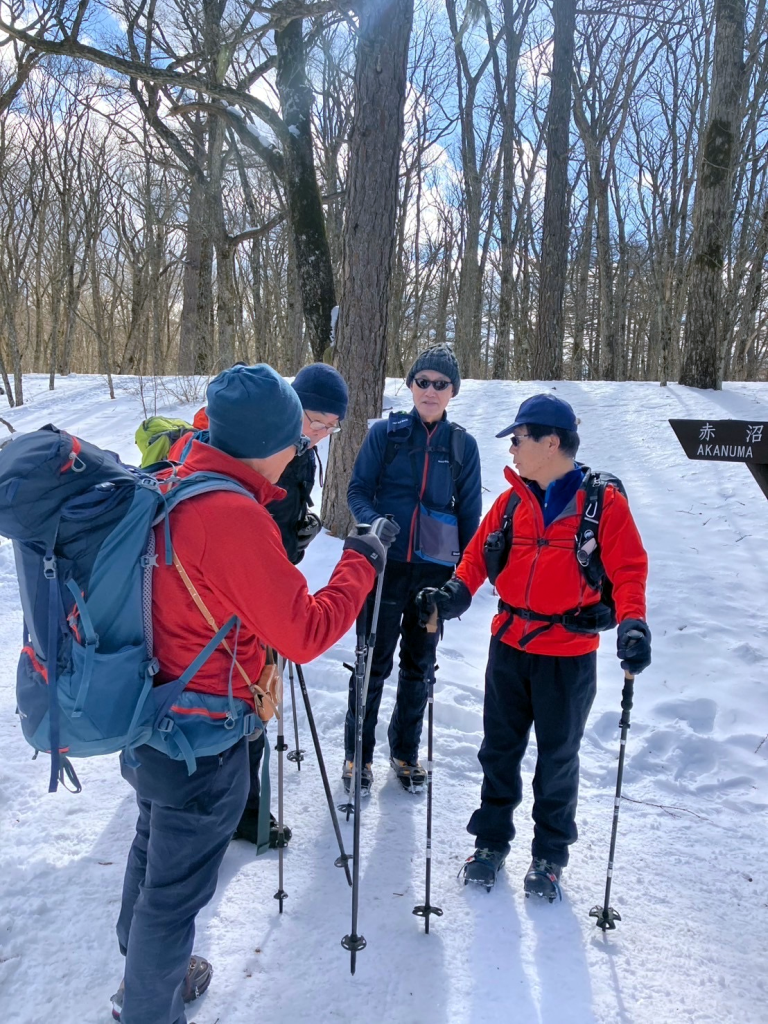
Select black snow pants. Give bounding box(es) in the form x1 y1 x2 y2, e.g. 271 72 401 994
466 635 597 866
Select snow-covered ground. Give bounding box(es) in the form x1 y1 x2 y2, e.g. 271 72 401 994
1 374 767 1024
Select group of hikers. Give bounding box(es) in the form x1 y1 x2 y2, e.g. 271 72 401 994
6 345 651 1024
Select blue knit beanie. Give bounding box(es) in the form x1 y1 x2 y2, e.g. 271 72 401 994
207 364 303 459
292 363 349 420
406 344 461 395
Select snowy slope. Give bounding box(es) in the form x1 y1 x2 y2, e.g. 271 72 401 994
0 374 766 1024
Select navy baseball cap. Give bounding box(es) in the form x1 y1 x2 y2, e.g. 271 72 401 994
496 394 578 438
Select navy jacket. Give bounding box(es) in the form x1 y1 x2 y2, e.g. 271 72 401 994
348 408 482 563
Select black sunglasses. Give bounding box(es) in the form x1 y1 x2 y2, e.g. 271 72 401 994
413 377 452 392
509 433 533 448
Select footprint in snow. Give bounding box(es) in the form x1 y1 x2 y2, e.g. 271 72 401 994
730 642 766 664
653 697 717 734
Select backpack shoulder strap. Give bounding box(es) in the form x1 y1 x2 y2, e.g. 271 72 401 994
449 422 466 483
483 487 521 585
383 411 413 468
504 488 521 520
575 469 626 590
158 472 254 516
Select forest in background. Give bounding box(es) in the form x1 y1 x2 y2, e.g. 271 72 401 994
0 1 764 411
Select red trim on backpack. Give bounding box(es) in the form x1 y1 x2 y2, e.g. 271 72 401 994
60 435 83 473
67 603 82 643
169 704 230 719
22 645 48 681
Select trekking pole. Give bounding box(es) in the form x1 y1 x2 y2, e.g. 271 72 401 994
294 662 352 886
413 610 443 934
589 656 637 931
341 520 388 975
274 657 289 914
286 661 305 771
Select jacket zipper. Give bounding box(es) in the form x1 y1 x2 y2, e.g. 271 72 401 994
519 486 547 643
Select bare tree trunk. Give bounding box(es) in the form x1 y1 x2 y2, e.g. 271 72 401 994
491 0 532 380
285 227 305 371
680 0 746 389
91 252 115 398
323 0 414 536
570 190 595 380
178 118 211 374
533 0 576 380
275 19 336 361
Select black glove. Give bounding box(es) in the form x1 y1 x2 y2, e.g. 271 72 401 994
416 578 472 629
296 512 323 555
617 619 651 675
371 516 400 549
343 530 387 575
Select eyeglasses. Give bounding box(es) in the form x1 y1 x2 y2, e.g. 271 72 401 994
295 434 312 457
413 377 452 392
305 417 341 434
510 434 533 448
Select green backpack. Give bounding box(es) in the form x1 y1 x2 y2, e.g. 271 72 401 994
135 416 193 468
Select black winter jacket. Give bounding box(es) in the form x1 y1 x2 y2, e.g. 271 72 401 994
267 448 317 564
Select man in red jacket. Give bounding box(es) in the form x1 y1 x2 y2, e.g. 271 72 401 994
112 364 389 1024
416 394 649 899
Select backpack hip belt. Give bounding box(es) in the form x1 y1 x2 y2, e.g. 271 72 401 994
496 599 615 648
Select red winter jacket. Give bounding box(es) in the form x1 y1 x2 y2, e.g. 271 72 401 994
455 465 648 656
152 441 375 705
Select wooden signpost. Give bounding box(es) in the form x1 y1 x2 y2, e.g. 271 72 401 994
669 419 768 499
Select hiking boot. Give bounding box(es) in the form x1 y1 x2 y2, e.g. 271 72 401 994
233 811 292 849
111 955 212 1020
389 756 427 793
523 858 563 903
459 846 509 891
341 759 373 796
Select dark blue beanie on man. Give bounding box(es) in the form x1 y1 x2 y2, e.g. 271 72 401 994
207 364 303 459
406 344 461 395
292 363 348 419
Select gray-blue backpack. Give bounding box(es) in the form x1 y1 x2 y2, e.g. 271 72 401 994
0 424 262 792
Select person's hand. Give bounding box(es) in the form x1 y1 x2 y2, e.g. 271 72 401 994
415 588 440 629
371 516 400 549
415 578 472 628
343 528 387 575
296 513 323 554
617 619 651 675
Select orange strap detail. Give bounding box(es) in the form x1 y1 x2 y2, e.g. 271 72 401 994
172 551 280 719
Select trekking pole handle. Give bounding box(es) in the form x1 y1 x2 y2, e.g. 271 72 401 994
425 608 439 634
622 628 642 688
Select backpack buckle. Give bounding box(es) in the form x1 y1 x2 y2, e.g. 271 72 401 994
43 555 57 580
577 530 597 567
147 657 160 677
141 553 159 568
